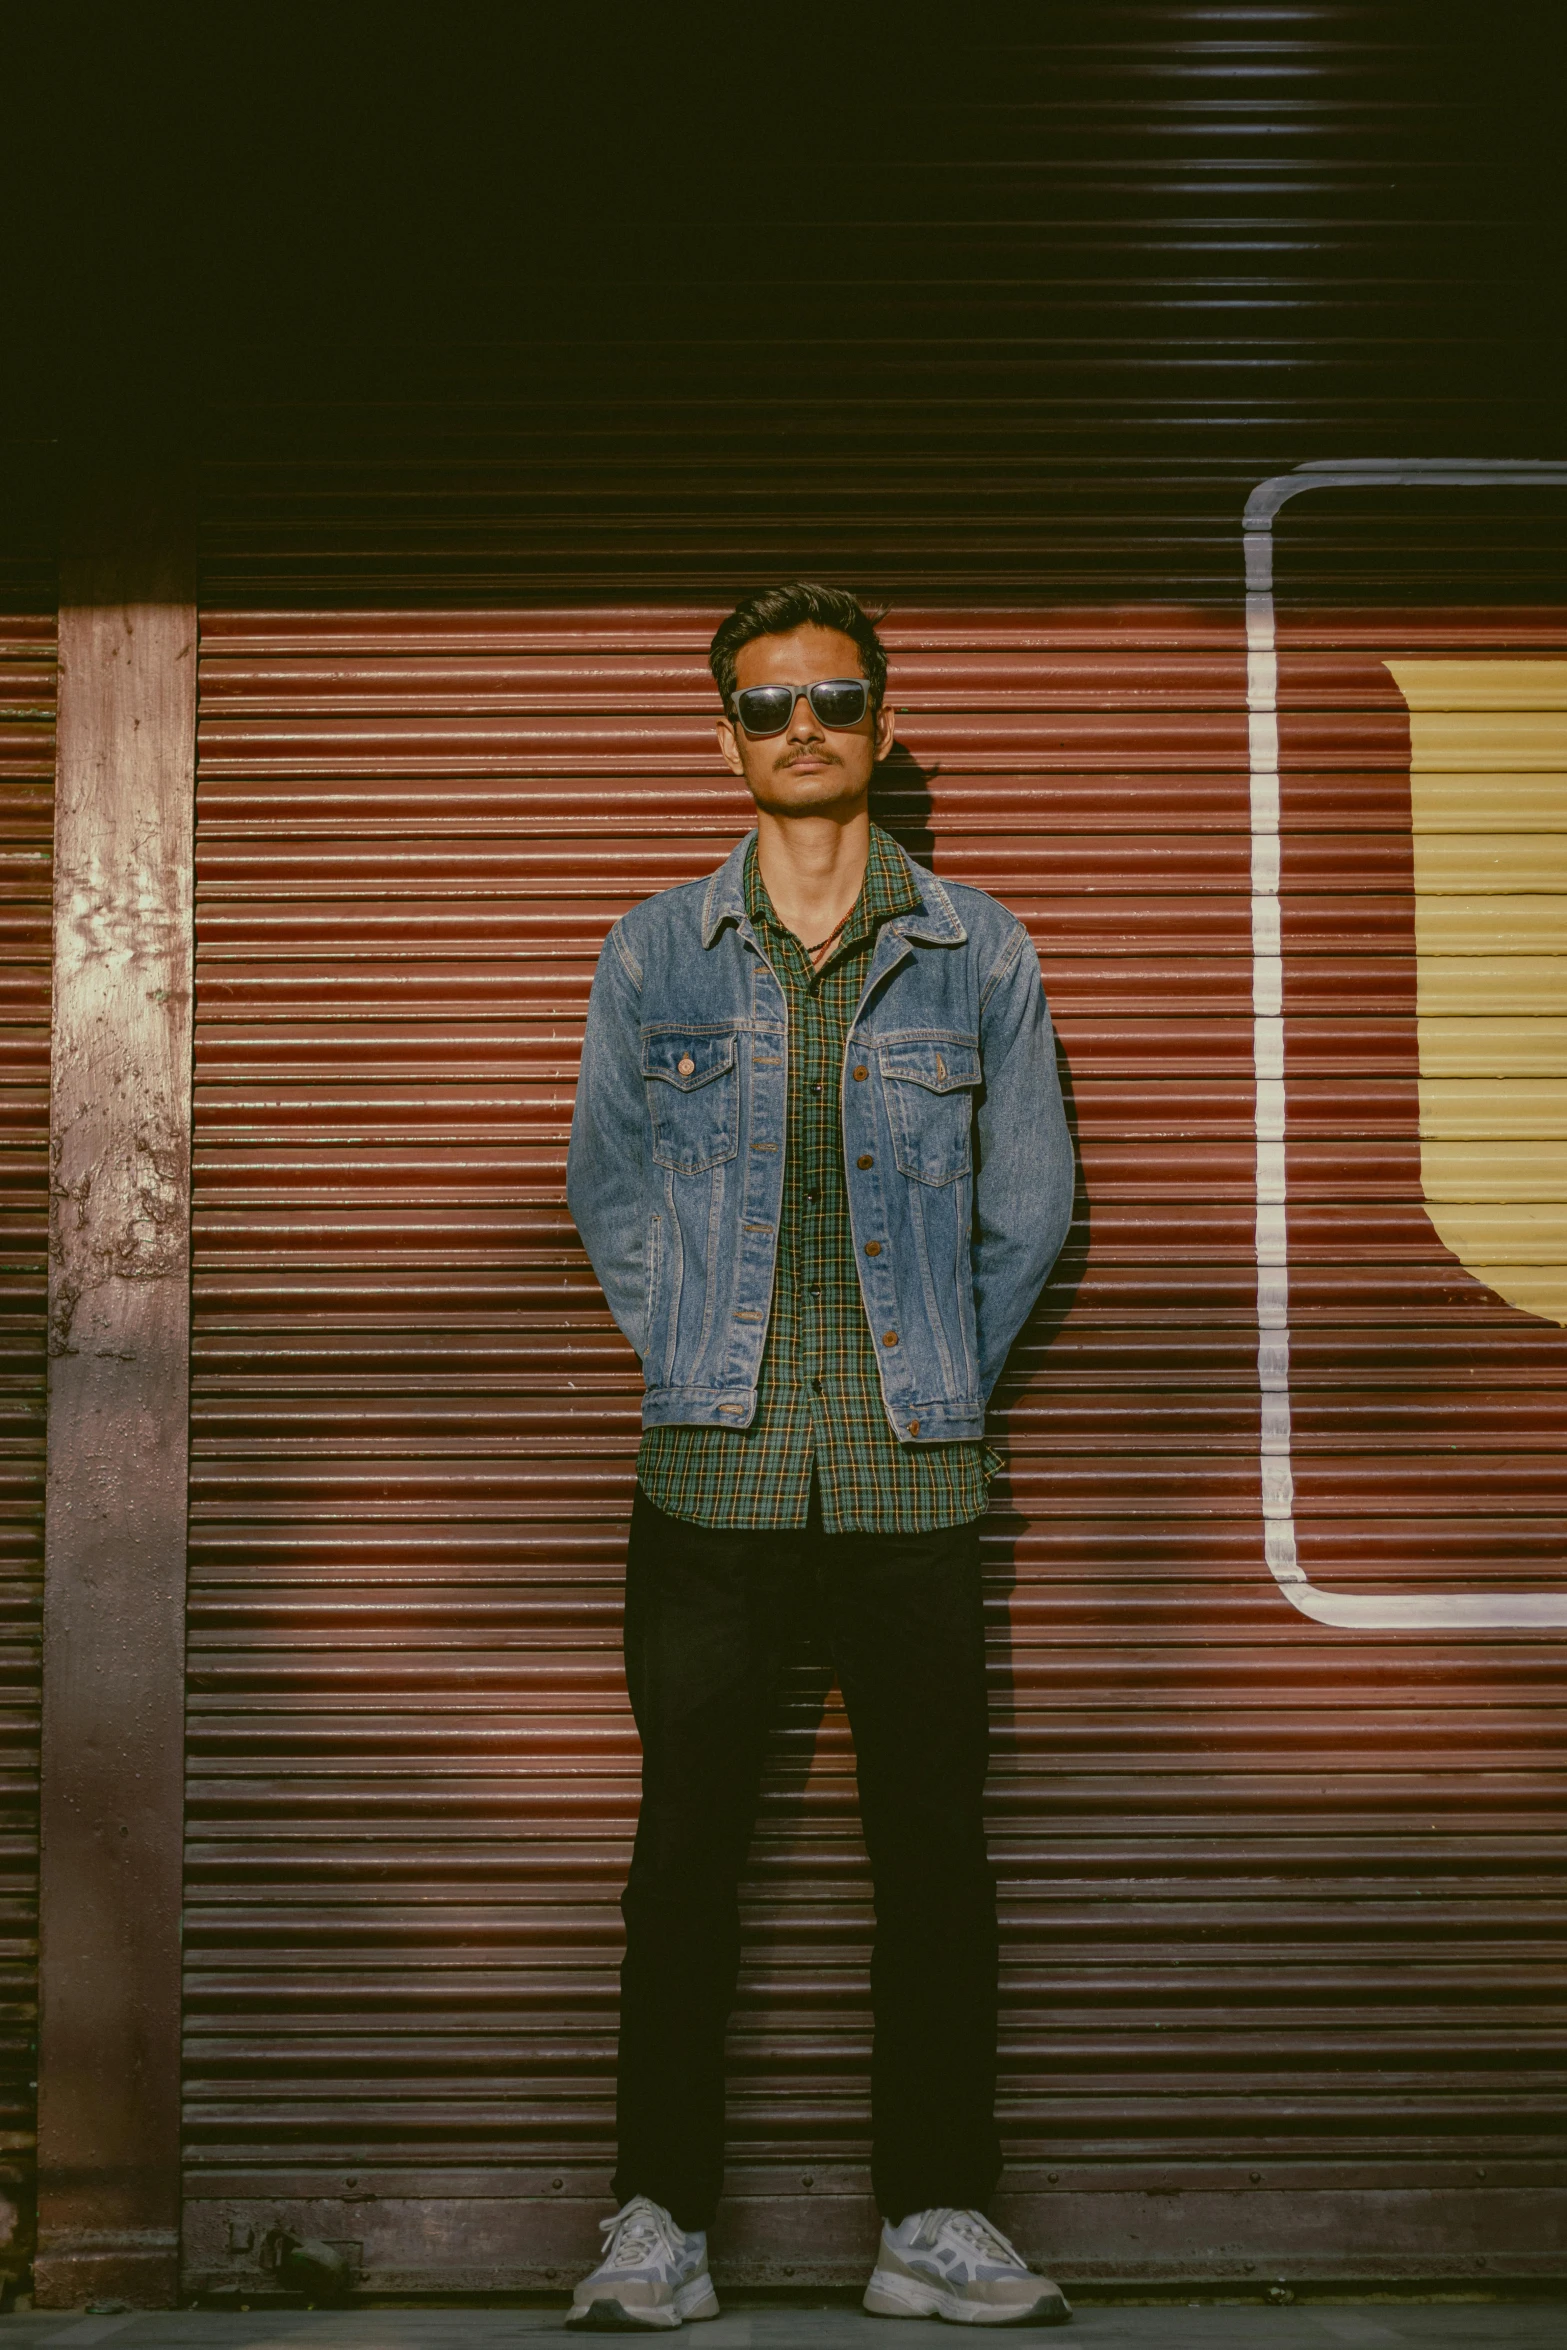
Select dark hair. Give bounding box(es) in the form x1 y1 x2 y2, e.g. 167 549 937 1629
709 582 888 716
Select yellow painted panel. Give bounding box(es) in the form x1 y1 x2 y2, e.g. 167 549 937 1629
1386 659 1567 1326
1390 660 1567 710
1409 833 1567 891
1394 711 1567 770
1417 1078 1567 1140
1421 1251 1567 1323
1416 958 1567 1014
1404 1202 1567 1257
1413 898 1567 953
1404 776 1567 829
1417 1016 1567 1076
1420 1141 1567 1201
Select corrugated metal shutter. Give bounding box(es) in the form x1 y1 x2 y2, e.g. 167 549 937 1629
1273 600 1567 1606
183 601 1566 2292
0 619 51 2283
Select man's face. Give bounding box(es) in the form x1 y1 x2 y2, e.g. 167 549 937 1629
716 622 896 817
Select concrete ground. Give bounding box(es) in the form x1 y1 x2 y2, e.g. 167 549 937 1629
4 2302 1563 2349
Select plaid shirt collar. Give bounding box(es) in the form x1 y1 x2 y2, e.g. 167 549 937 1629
742 820 920 954
701 822 964 950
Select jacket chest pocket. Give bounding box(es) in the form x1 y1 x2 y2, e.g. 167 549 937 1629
878 1039 981 1185
643 1030 739 1175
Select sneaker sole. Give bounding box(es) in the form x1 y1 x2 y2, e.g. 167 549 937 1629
566 2277 721 2332
864 2269 1072 2326
566 2300 678 2334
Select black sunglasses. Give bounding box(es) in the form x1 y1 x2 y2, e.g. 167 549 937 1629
730 678 871 737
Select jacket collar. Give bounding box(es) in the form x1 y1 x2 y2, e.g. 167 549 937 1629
700 827 966 950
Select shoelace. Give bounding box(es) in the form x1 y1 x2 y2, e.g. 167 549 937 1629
599 2195 684 2270
910 2206 1026 2267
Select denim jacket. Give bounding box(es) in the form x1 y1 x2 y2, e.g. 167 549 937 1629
566 832 1074 1445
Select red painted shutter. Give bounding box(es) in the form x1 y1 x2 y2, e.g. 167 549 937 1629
0 620 53 2287
182 603 1567 2294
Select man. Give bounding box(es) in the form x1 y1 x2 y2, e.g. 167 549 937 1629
564 583 1074 2329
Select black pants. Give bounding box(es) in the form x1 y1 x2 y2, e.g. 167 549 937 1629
612 1484 1001 2232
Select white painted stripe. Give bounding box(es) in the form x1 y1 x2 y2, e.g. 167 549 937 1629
1260 1391 1292 1447
1244 457 1567 1631
1249 894 1280 957
1249 769 1279 831
1254 1077 1285 1143
1261 1457 1296 1514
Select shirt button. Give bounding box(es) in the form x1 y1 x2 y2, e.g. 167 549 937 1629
882 1330 899 1348
811 1081 823 1096
857 1153 873 1170
812 1377 825 1395
678 1055 695 1075
908 1420 920 1437
852 1065 868 1080
809 1285 822 1300
864 1240 881 1257
804 1189 819 1205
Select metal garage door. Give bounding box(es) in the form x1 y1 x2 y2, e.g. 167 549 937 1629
180 598 1566 2294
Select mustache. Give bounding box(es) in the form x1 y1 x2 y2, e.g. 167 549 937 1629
776 745 842 768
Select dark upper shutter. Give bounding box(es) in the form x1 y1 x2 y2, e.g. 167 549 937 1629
182 603 1567 2293
0 620 52 2283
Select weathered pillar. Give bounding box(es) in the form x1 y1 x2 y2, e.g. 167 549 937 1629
35 453 196 2307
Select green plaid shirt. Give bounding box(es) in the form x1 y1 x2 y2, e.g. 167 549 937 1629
636 825 993 1533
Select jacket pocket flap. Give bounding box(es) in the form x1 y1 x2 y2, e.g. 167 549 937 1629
642 1032 737 1089
877 1039 981 1093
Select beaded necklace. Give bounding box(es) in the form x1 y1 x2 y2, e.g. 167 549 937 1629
799 906 854 965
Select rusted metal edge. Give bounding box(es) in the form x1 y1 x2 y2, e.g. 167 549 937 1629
37 453 196 2307
176 2184 1567 2293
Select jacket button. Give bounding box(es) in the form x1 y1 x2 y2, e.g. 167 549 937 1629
882 1330 899 1347
908 1420 920 1437
864 1240 881 1257
678 1055 695 1074
852 1065 868 1080
857 1153 873 1169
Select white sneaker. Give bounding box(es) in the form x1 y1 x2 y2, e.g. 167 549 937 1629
864 2206 1071 2326
567 2194 720 2331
